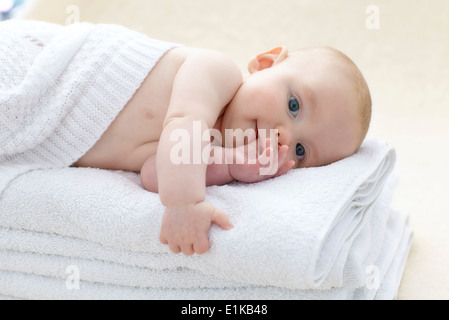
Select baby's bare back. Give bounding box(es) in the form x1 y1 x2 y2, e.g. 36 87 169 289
73 47 188 172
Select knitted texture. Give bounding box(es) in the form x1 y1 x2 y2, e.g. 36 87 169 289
0 20 178 192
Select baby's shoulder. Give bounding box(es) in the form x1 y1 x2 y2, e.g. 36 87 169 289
156 46 240 73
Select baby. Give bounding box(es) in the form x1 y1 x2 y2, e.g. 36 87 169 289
73 43 372 256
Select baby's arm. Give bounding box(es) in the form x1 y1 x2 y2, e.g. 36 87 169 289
140 153 233 193
150 48 242 255
141 139 295 192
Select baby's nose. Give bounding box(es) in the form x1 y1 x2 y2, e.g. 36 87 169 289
275 126 291 147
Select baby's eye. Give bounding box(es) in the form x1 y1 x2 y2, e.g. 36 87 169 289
288 97 300 116
296 143 305 160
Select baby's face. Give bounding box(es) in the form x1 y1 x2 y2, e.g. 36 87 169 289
221 49 362 168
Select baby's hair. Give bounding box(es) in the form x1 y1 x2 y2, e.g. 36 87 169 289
287 46 372 148
326 47 372 144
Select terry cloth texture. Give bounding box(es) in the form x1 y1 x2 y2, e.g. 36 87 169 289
0 139 413 299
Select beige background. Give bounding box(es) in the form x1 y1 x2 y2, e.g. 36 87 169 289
20 0 449 299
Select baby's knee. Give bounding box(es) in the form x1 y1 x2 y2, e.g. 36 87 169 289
140 156 158 193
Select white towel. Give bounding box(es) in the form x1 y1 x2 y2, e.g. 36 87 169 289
0 139 412 299
0 208 412 300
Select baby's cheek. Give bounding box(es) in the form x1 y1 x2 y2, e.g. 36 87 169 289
246 80 279 108
261 90 281 109
288 152 299 168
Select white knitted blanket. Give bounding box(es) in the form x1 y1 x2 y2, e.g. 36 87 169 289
0 20 177 193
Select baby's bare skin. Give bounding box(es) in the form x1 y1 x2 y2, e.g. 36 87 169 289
74 47 188 172
74 45 363 256
75 46 287 187
74 46 291 255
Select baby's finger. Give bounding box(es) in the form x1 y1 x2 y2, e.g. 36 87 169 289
267 145 290 174
257 137 271 155
258 147 274 167
277 145 289 164
265 146 273 158
180 243 194 256
193 236 210 255
212 209 233 230
168 242 181 254
159 233 168 245
266 137 275 152
274 160 295 177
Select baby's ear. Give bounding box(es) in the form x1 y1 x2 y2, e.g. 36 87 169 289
248 46 288 74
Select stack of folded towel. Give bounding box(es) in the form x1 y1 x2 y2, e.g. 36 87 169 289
0 20 412 299
0 139 412 300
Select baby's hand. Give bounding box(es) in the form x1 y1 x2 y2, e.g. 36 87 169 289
229 137 295 183
159 201 232 255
